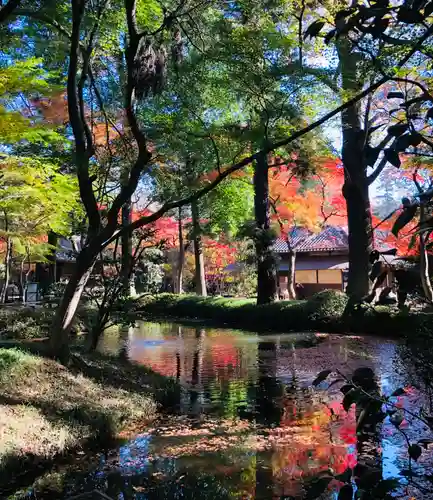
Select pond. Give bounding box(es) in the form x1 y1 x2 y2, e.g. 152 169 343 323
43 323 433 498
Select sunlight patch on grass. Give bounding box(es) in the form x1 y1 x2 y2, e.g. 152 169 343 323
0 348 157 472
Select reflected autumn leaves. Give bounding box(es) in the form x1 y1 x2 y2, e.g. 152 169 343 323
92 324 370 498
68 323 431 499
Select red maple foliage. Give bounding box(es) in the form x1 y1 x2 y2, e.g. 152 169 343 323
269 156 346 237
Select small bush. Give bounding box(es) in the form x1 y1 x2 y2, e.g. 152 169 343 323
0 308 45 340
305 290 349 323
0 304 96 341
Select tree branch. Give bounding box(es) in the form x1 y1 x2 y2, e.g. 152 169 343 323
14 9 72 39
100 24 433 249
68 0 100 232
367 134 394 185
0 0 21 23
124 0 148 152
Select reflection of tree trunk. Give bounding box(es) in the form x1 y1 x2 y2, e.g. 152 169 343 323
190 328 204 413
254 151 277 305
176 352 181 380
255 450 274 499
192 328 204 386
176 325 182 380
191 200 207 296
287 249 296 299
255 341 278 499
1 237 12 303
176 207 184 294
118 325 131 360
256 340 282 426
354 368 382 469
419 205 433 301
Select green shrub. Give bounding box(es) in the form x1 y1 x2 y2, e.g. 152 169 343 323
137 291 429 337
0 305 96 341
136 294 308 331
0 309 45 340
305 289 348 323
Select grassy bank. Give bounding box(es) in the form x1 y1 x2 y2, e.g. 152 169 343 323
135 291 433 336
0 304 96 341
0 347 177 496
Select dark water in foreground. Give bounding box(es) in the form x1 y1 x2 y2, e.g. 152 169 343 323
38 323 433 498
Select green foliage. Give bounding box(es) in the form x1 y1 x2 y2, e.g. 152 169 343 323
305 289 349 322
0 305 95 340
0 156 80 260
0 59 63 145
135 248 165 294
137 293 321 335
0 348 37 377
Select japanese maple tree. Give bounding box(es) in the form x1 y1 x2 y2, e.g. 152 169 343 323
269 156 346 298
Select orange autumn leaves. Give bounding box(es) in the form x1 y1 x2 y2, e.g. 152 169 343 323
269 157 346 236
32 91 124 147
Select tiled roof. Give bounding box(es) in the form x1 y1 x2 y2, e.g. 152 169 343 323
273 226 349 253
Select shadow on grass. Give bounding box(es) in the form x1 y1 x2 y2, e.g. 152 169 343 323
0 345 180 498
68 348 182 411
0 389 122 497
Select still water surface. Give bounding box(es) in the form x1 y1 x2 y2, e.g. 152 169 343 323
65 322 433 499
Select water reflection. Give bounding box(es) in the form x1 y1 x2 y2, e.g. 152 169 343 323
63 323 433 499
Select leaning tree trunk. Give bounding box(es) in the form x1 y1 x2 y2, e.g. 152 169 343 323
287 249 297 300
254 150 277 305
50 250 97 361
191 200 207 296
419 205 433 301
0 237 12 304
339 39 373 300
176 207 185 294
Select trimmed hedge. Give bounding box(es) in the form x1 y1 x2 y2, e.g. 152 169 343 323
136 291 433 337
136 291 348 332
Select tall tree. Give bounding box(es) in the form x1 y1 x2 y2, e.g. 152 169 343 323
304 2 433 299
5 0 432 360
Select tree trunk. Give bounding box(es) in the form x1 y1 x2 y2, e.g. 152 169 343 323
50 250 96 361
419 205 433 301
121 199 135 297
343 180 373 299
176 207 184 294
338 39 372 300
1 237 12 303
254 151 277 305
287 249 296 299
191 200 207 296
47 231 58 285
19 259 25 303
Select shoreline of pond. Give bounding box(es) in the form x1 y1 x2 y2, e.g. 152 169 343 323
134 291 433 338
0 347 179 498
